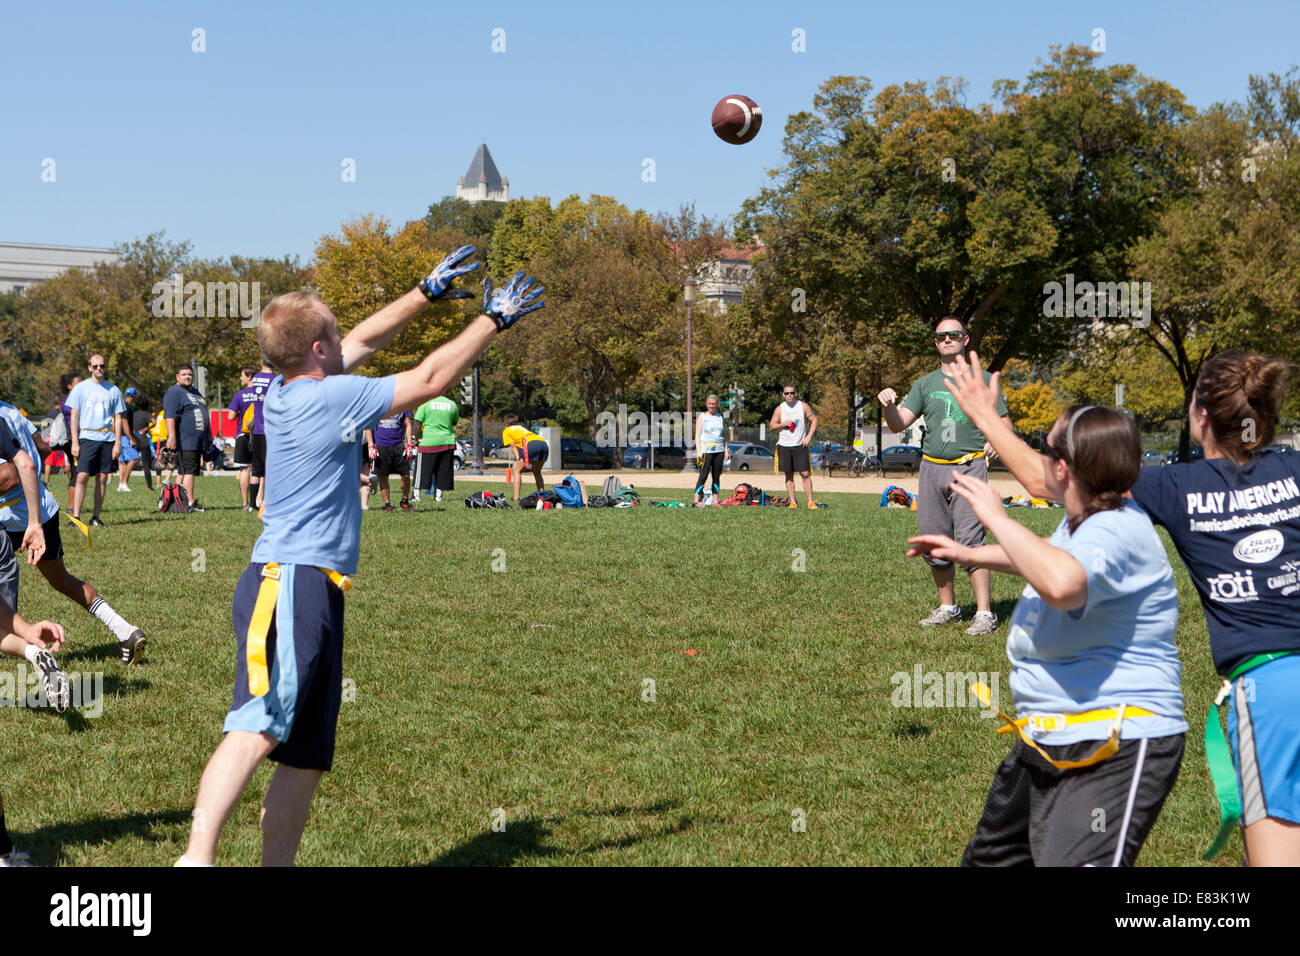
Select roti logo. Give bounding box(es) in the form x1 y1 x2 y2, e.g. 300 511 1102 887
1233 529 1284 565
1208 570 1259 603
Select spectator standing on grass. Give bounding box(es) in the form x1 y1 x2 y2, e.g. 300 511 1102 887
413 391 459 504
115 388 144 492
164 364 210 512
129 393 156 492
226 367 258 511
45 373 81 498
694 394 730 504
364 411 413 512
769 384 818 510
66 354 125 528
878 316 1011 636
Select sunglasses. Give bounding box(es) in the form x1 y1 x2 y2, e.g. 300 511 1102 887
783 392 796 396
934 331 967 342
90 363 105 369
1036 435 1068 462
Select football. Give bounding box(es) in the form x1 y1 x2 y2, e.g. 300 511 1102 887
712 95 762 145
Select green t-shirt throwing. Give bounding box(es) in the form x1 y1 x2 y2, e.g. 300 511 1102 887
414 396 459 448
900 367 1008 461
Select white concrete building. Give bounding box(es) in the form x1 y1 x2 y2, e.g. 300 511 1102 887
0 241 122 294
697 245 758 309
455 142 509 204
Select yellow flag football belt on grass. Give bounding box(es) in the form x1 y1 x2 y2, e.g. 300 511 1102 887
970 683 1157 771
246 563 353 698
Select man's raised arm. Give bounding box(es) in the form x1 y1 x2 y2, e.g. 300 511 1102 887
388 271 544 417
342 246 481 372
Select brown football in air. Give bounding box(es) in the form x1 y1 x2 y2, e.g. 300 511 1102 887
712 95 762 145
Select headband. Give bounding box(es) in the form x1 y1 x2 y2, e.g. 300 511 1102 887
1066 406 1096 459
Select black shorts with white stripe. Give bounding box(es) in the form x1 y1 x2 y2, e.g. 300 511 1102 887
961 734 1184 867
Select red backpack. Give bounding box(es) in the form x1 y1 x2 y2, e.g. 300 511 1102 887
157 481 192 514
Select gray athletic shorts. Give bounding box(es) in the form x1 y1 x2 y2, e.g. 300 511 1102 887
0 532 17 612
917 457 988 569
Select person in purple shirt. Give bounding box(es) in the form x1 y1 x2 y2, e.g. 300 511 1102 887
248 359 276 511
47 373 81 509
225 367 258 511
364 411 413 511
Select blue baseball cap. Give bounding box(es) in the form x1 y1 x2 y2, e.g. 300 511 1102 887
125 387 138 396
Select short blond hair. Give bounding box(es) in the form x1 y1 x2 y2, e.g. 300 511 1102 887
258 292 328 374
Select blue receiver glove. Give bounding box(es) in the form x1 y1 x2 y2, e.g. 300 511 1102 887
418 244 481 301
482 271 545 330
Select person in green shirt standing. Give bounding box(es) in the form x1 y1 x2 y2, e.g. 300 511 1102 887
878 316 1012 636
413 392 459 503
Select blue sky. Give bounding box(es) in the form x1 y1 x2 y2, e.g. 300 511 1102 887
4 0 1298 262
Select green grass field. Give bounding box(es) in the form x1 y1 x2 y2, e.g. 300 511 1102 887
1 476 1236 866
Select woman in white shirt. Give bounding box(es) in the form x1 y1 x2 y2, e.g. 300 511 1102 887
694 395 730 504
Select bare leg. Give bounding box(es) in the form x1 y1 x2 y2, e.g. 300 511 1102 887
512 460 522 500
930 563 956 608
379 476 391 505
971 567 992 614
532 463 545 492
238 469 250 508
36 558 99 611
91 473 106 518
182 472 196 503
72 472 90 516
186 730 280 864
260 764 324 866
785 472 796 499
400 473 411 500
801 471 815 506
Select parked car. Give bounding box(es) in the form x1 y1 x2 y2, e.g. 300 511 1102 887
453 439 468 470
1140 449 1165 468
725 442 776 471
1165 446 1205 465
878 445 923 473
623 443 689 469
560 437 615 469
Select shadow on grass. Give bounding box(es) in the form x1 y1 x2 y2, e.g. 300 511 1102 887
15 809 193 866
423 799 697 866
891 723 932 738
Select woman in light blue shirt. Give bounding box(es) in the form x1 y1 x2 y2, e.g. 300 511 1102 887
908 403 1186 866
693 394 730 504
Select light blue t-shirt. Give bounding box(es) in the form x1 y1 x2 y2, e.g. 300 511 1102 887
698 412 725 454
1006 501 1187 744
251 373 396 575
67 379 126 441
0 402 60 530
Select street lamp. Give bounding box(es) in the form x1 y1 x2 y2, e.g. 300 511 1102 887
684 277 697 465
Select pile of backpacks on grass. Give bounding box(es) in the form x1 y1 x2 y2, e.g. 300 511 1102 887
465 477 797 509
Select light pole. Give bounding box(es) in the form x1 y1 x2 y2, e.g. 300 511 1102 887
684 276 697 465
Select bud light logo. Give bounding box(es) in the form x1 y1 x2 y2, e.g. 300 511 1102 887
1207 570 1259 603
1232 529 1284 565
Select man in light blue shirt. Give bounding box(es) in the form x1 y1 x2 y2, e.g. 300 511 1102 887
182 249 544 866
66 353 125 528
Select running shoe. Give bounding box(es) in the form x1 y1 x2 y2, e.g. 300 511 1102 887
119 628 147 667
965 611 999 636
920 606 962 627
32 649 70 712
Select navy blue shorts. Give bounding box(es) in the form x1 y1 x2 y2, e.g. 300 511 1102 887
524 440 548 466
77 439 115 475
224 562 346 771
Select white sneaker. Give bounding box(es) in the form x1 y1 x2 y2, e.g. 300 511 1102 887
965 611 999 636
920 606 962 627
0 850 32 867
117 484 132 492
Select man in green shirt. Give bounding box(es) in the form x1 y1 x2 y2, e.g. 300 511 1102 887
413 392 459 503
878 316 1013 635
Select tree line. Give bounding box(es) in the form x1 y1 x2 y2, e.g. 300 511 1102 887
4 45 1297 455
